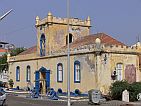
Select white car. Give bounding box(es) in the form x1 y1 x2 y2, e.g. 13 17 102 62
0 92 6 106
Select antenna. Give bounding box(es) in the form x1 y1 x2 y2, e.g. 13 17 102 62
0 9 13 21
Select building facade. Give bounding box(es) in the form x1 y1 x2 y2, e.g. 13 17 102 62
0 42 15 83
8 12 141 94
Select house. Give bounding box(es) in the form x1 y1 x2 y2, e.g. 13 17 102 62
0 42 15 84
7 12 141 94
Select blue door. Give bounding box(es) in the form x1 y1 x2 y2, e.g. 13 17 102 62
46 70 50 89
35 71 40 94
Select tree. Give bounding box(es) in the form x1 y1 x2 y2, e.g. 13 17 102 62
10 47 26 56
0 54 8 72
0 47 26 73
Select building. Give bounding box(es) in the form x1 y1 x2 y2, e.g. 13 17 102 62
0 69 8 83
8 12 141 94
0 41 15 83
0 41 15 57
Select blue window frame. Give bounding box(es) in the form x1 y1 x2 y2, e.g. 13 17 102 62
74 61 81 83
40 34 46 56
26 65 31 82
57 63 63 82
16 66 20 81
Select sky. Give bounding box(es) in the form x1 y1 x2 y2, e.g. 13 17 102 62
0 0 141 48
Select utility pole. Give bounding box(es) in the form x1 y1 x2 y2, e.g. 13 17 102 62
67 0 70 106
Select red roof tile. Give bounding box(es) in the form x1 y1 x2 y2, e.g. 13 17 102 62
19 46 37 55
65 33 126 49
0 49 7 52
19 33 126 55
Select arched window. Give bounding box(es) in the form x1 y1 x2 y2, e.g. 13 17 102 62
40 34 46 56
16 66 20 81
26 65 31 82
66 33 73 45
74 61 81 83
116 63 123 81
57 63 63 82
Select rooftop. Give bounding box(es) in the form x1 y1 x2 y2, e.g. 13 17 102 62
19 46 37 55
63 33 126 49
0 48 7 52
18 33 126 56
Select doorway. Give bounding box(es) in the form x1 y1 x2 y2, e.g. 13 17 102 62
35 67 50 94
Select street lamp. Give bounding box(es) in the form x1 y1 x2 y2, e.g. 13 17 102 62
67 0 70 106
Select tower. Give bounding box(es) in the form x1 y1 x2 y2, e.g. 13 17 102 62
35 12 91 56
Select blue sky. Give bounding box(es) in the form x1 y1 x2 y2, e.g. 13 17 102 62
0 0 141 47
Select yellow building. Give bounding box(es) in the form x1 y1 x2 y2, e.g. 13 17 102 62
8 12 141 94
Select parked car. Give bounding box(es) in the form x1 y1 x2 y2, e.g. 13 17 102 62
0 89 6 106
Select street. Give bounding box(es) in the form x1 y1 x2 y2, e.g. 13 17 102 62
5 95 141 106
6 95 67 106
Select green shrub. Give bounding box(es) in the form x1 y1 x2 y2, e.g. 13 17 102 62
8 79 14 88
129 82 141 101
109 81 141 101
109 80 129 100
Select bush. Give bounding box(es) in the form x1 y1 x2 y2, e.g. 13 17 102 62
109 80 129 100
109 81 141 101
8 79 14 88
128 82 141 101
